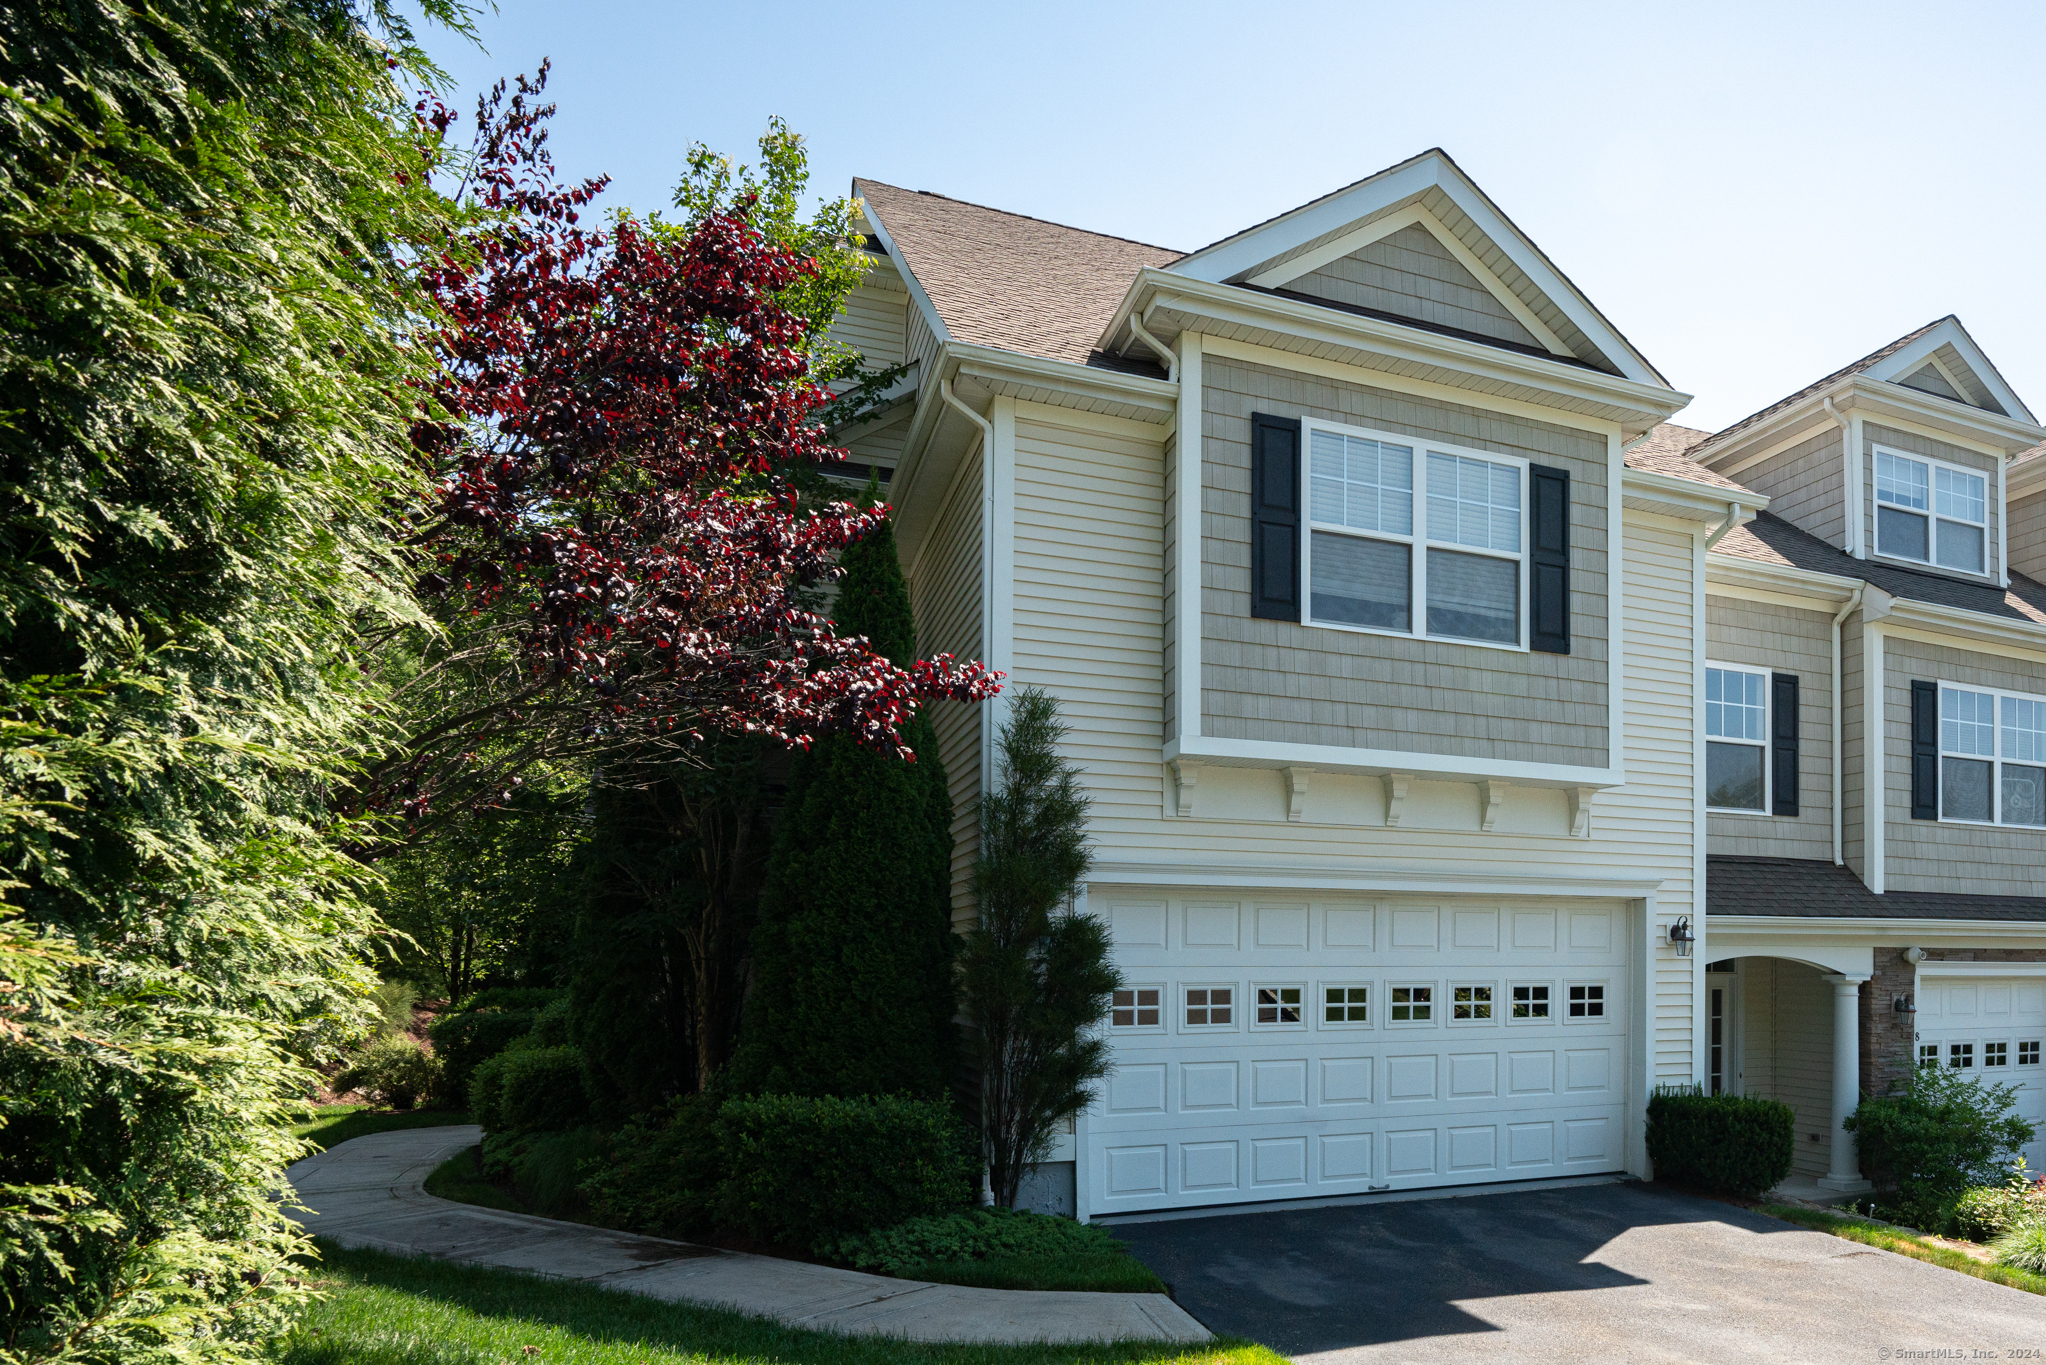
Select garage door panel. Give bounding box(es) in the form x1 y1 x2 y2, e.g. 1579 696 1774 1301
1091 892 1632 1213
1917 974 2046 1174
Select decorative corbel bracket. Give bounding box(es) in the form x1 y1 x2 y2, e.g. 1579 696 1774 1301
1169 758 1201 818
1568 786 1596 838
1284 767 1312 822
1382 772 1411 827
1481 780 1508 833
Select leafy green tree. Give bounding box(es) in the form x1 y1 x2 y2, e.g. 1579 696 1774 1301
959 689 1121 1210
0 0 465 1357
730 520 959 1099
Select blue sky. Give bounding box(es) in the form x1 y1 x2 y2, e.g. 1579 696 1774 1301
413 1 2046 433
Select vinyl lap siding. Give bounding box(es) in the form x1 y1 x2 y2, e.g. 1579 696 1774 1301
1703 597 1834 862
825 276 908 369
1286 223 1540 350
1742 957 1835 1176
1200 354 1611 768
908 450 985 927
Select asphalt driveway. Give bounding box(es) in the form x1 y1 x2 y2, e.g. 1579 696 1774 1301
1112 1181 2046 1362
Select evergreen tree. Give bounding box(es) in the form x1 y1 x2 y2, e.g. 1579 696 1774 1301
959 688 1121 1210
731 520 959 1098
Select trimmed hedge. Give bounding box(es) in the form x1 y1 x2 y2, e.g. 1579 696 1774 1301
430 1008 540 1104
1646 1086 1794 1196
580 1095 725 1238
471 1045 591 1135
717 1094 974 1249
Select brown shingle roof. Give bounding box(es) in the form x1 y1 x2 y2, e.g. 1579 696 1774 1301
1712 510 2046 625
1622 423 1751 491
1710 856 2046 920
855 179 1182 371
1688 318 1951 459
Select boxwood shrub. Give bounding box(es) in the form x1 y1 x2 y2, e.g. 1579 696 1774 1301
717 1094 974 1249
1646 1085 1794 1196
469 1044 591 1135
430 1007 540 1104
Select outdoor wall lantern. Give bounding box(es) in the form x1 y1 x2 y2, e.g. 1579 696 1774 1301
1893 993 1916 1016
1667 916 1694 957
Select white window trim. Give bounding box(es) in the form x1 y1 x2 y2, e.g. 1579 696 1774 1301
1110 983 1166 1033
1705 660 1773 817
1936 679 2046 830
1251 982 1308 1030
1317 981 1373 1030
1448 981 1499 1026
1386 981 1439 1028
1298 417 1532 654
1178 982 1240 1033
1507 980 1555 1025
1871 443 1991 577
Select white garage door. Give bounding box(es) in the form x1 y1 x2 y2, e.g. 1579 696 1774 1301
1087 893 1631 1215
1917 973 2046 1172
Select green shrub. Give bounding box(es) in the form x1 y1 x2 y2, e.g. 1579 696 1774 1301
493 1045 592 1135
717 1094 974 1249
1847 1066 2036 1199
826 1207 1125 1276
468 1051 512 1133
1956 1185 2024 1241
455 986 567 1013
479 1130 593 1219
430 1007 541 1104
1645 1085 1795 1196
373 981 420 1036
526 996 573 1047
1993 1221 2046 1273
333 1036 443 1111
579 1095 726 1237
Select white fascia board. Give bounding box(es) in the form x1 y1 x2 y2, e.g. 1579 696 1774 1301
1164 734 1620 791
856 192 950 355
1703 556 1860 608
1694 376 2044 468
1088 860 1665 899
1123 274 1689 428
1619 468 1766 522
1863 318 2037 426
1161 153 1665 388
1710 914 2046 941
1918 961 2046 977
1873 602 2046 665
2009 452 2046 501
949 342 1178 422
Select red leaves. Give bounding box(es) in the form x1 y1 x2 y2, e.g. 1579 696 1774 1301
413 76 998 764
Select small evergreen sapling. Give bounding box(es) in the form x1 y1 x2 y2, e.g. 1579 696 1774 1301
960 689 1122 1210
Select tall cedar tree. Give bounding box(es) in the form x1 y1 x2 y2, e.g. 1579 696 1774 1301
960 689 1121 1210
0 0 464 1358
732 520 958 1098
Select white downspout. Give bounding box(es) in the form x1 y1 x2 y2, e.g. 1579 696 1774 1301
1703 500 1748 552
1126 309 1179 383
1830 584 1865 866
1823 395 1857 556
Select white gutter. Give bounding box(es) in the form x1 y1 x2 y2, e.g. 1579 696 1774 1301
1829 584 1865 866
1126 309 1180 383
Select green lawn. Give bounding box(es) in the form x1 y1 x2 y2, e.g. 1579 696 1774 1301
1763 1203 2046 1296
277 1242 1280 1365
292 1104 472 1153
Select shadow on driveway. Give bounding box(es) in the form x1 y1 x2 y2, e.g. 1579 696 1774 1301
1112 1181 2046 1362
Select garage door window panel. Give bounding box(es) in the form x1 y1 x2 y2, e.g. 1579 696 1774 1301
1509 983 1553 1023
1451 984 1496 1024
1566 983 1606 1022
1253 985 1304 1029
1303 420 1528 651
1389 984 1436 1026
1939 683 2046 827
1321 984 1371 1027
1950 1042 1975 1069
1986 1041 2010 1068
1182 985 1236 1031
1112 987 1163 1031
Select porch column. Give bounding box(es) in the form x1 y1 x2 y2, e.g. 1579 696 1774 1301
1819 973 1873 1193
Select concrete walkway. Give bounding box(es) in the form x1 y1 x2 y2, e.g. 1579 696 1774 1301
285 1125 1210 1346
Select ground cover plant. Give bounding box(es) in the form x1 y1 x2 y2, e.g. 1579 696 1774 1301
1763 1203 2046 1297
278 1242 1278 1365
826 1209 1166 1295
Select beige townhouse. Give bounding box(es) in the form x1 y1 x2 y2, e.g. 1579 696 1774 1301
822 149 2046 1215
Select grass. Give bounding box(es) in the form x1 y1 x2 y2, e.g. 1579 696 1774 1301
1763 1203 2046 1296
277 1241 1281 1365
292 1103 472 1153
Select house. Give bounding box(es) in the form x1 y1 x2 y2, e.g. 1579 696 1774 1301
823 150 2046 1216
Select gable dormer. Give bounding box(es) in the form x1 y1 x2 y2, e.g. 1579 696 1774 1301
1686 317 2044 588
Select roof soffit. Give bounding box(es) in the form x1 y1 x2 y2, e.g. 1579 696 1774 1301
1157 150 1666 389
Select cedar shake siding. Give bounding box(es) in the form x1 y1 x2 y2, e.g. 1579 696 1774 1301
1704 598 1836 862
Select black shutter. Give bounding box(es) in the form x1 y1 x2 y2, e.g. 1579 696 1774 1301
1250 413 1301 621
1911 679 1939 820
1529 463 1570 654
1771 672 1800 816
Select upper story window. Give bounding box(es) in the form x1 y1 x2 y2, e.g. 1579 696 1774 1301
1705 664 1770 813
1875 447 1987 575
1306 421 1526 649
1940 683 2046 827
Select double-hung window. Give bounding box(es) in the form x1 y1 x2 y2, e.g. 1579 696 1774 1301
1705 664 1770 812
1306 422 1527 648
1939 683 2046 826
1875 447 1987 574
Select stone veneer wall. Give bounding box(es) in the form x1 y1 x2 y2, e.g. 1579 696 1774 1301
1860 947 2046 1097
